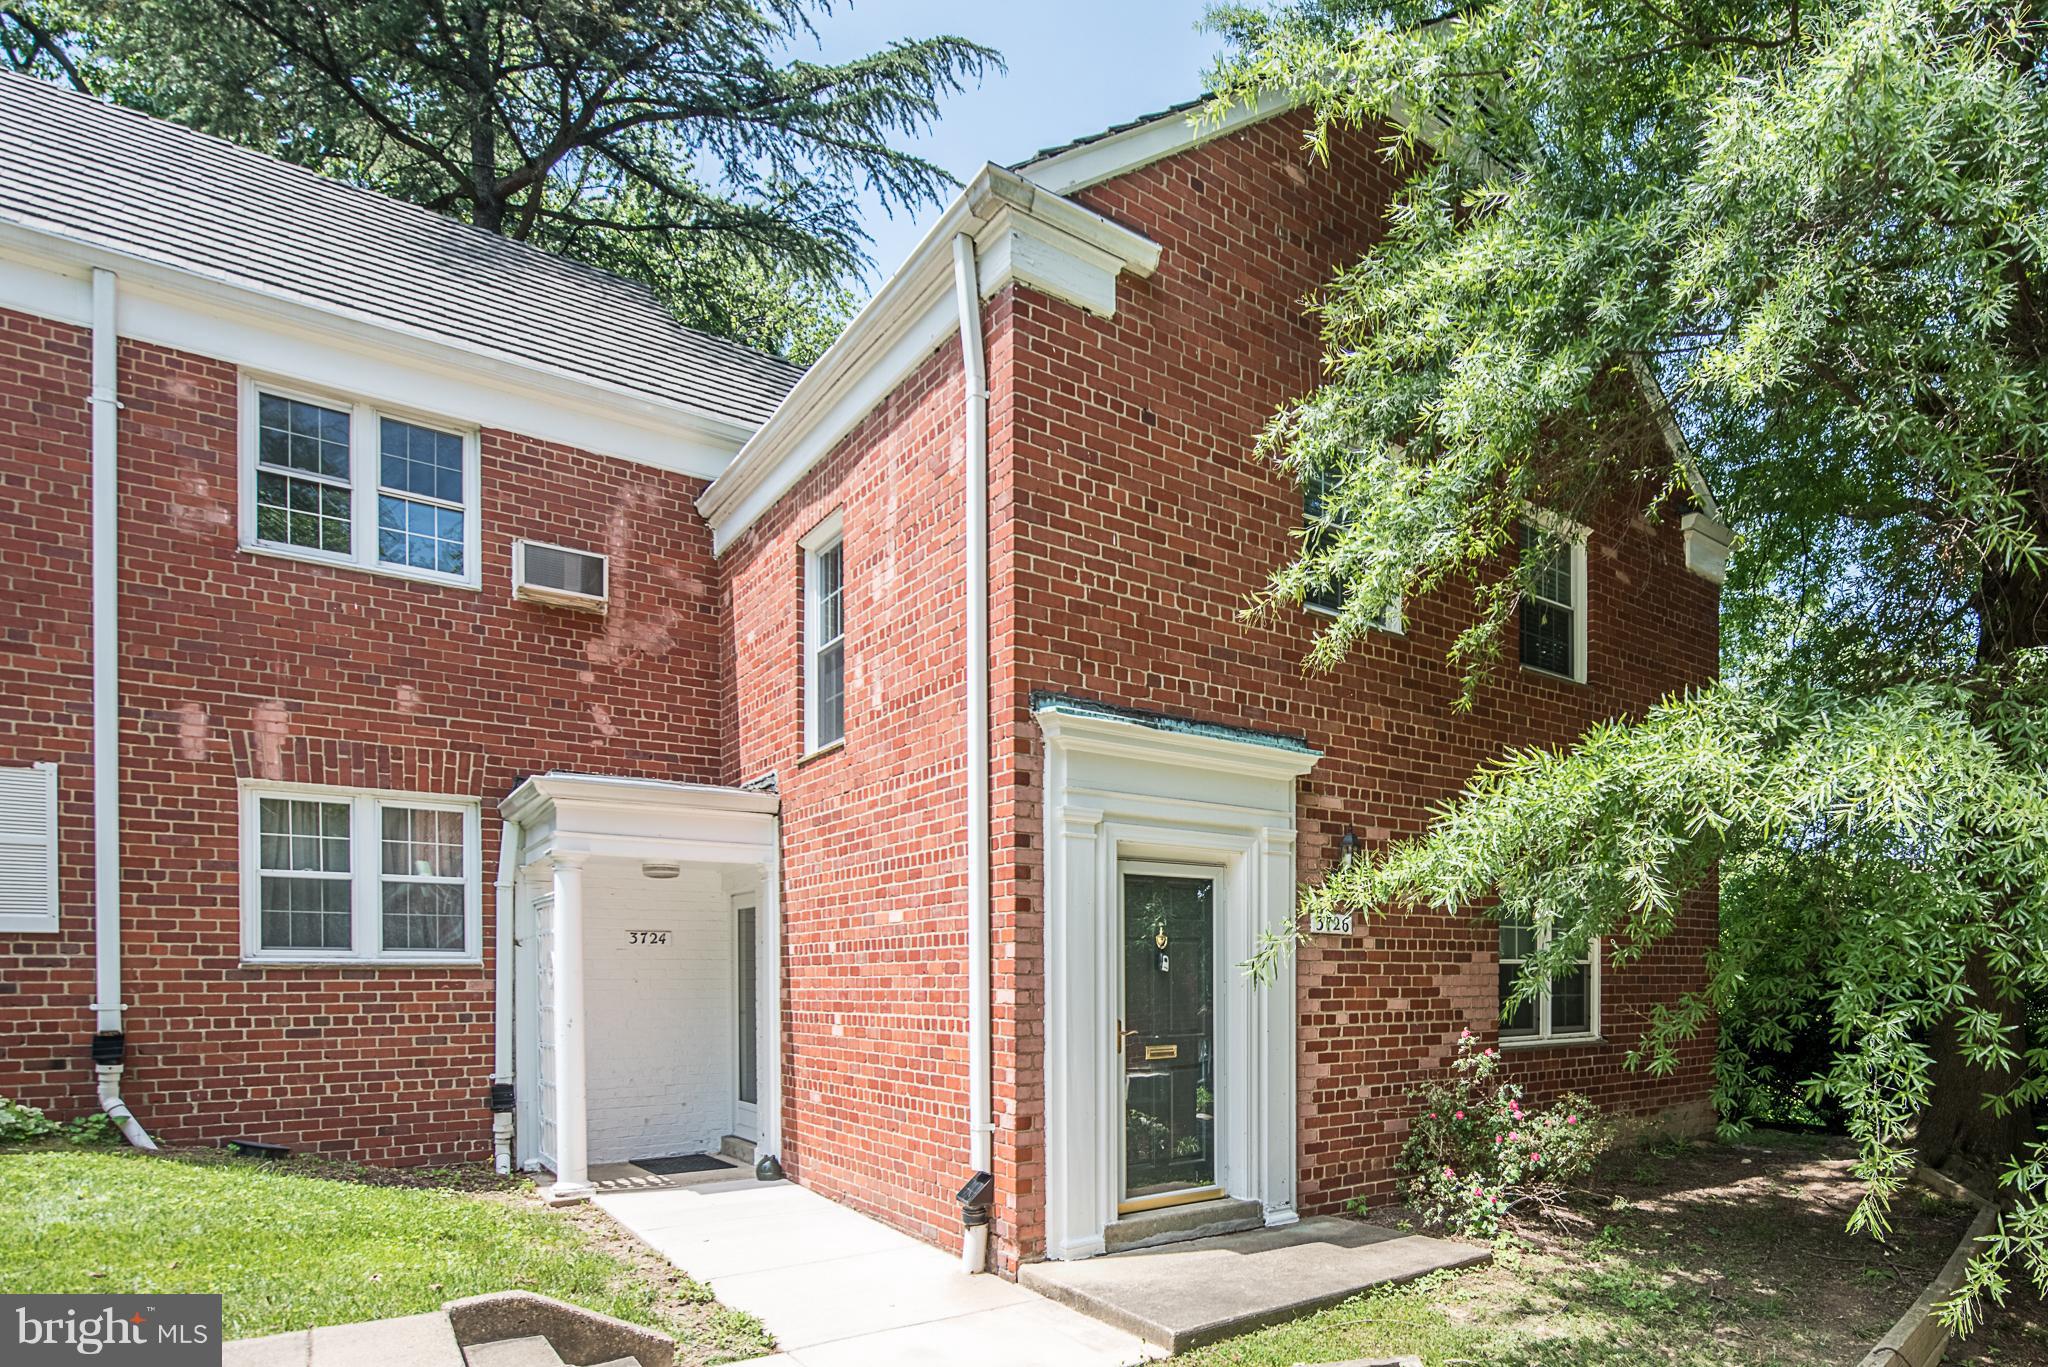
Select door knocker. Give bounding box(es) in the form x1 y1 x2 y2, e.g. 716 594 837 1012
1154 921 1170 974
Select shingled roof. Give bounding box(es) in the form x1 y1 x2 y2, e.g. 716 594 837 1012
0 72 802 427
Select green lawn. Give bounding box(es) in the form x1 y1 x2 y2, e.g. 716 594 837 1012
0 1147 771 1365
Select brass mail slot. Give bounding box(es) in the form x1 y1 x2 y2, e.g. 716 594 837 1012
1143 1043 1178 1061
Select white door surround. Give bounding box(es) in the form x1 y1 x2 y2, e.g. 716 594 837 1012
1036 696 1320 1261
502 772 780 1203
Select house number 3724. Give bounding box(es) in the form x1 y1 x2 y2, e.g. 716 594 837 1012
626 930 670 946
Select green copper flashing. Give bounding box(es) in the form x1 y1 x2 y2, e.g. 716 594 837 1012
1030 691 1319 757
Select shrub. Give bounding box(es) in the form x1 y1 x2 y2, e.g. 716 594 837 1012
0 1096 60 1145
62 1113 118 1146
1396 1030 1611 1238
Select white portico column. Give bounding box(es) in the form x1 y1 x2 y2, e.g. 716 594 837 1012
548 854 594 1204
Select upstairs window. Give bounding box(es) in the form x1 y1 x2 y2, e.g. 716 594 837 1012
1301 472 1402 633
802 513 846 754
1518 517 1588 683
242 784 479 963
1499 915 1597 1043
241 377 479 587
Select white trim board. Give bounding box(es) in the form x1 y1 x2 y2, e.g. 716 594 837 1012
0 234 752 482
1017 89 1299 196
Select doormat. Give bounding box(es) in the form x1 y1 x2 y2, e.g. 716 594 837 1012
632 1153 733 1175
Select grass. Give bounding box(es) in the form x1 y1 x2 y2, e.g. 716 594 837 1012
1175 1131 2035 1367
0 1146 772 1365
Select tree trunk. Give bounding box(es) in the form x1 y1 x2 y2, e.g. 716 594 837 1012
1919 470 2048 1179
461 1 502 234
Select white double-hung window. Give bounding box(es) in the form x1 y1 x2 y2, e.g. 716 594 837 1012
241 377 480 587
1499 915 1599 1043
802 511 846 754
1518 511 1589 683
242 783 480 964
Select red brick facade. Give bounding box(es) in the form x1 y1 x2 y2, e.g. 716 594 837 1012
0 105 1715 1274
1 311 727 1161
984 109 1719 1265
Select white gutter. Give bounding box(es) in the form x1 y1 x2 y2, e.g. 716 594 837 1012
952 234 994 1274
492 818 523 1175
89 268 121 1038
88 267 152 1150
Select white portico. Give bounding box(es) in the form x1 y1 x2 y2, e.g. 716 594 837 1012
500 773 780 1204
1036 697 1320 1261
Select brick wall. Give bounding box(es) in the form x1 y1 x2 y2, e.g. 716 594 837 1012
0 307 96 1115
581 862 737 1165
718 318 994 1248
991 111 1721 1263
0 320 727 1161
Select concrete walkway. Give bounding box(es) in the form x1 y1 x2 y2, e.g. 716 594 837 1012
1020 1215 1491 1353
595 1177 1156 1367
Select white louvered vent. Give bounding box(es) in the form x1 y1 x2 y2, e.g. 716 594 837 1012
512 540 608 612
0 763 58 932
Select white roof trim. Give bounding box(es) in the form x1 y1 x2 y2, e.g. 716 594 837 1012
0 218 759 477
697 162 1160 553
1018 89 1299 196
502 771 780 819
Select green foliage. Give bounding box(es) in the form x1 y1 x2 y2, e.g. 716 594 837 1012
0 1096 60 1144
60 1113 118 1146
1208 0 2048 1331
1400 1031 1611 1237
8 1 1000 359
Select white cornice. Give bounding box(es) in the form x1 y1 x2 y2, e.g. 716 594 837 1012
1017 89 1299 196
1035 704 1322 782
501 772 780 824
0 220 756 481
696 163 1160 554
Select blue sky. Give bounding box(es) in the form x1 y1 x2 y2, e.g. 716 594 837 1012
803 1 1225 297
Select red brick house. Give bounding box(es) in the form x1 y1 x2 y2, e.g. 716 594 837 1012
0 74 1729 1276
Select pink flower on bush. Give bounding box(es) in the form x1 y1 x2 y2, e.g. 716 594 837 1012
1442 1165 1456 1180
1454 1110 1465 1120
1567 1115 1579 1125
1528 1152 1539 1163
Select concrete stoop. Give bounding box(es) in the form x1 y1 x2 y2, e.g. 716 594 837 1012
1020 1215 1491 1353
225 1293 669 1367
1103 1196 1265 1253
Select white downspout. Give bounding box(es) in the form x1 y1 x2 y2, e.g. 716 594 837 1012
88 268 151 1150
952 233 993 1273
492 819 522 1174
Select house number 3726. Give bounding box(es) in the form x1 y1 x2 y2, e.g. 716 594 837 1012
626 930 670 946
1308 909 1354 936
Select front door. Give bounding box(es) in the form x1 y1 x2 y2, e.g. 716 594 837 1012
1119 865 1218 1210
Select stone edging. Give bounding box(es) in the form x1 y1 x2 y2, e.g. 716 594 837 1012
443 1291 673 1367
1853 1197 1999 1367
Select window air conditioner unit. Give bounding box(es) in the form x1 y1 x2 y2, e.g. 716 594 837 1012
512 540 608 611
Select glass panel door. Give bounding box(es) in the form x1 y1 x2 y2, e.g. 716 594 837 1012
734 904 758 1140
1121 869 1217 1206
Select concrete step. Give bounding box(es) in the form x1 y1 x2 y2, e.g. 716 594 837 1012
1021 1215 1491 1353
462 1337 563 1367
719 1134 756 1166
1103 1196 1265 1253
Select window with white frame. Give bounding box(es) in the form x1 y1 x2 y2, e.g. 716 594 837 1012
242 378 479 586
0 763 59 933
1499 915 1598 1042
802 514 846 752
1518 517 1588 682
1302 471 1402 632
242 784 480 962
